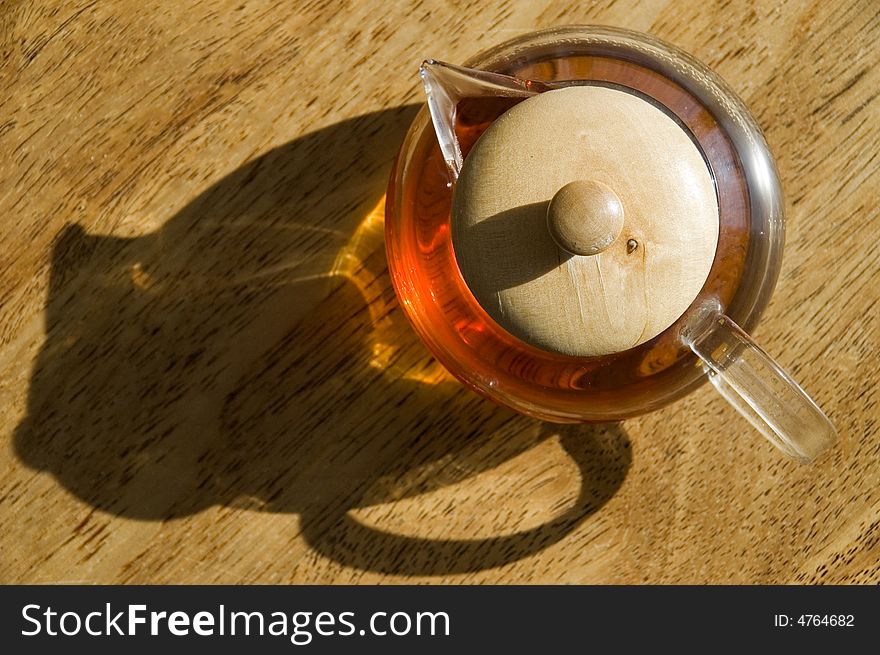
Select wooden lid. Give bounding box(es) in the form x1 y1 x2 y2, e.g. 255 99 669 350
452 85 719 357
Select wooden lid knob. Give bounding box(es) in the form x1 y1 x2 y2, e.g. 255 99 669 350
451 86 719 357
547 180 624 256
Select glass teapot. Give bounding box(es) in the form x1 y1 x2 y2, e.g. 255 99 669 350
385 26 836 462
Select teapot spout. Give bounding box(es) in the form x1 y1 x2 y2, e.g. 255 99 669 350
419 59 550 179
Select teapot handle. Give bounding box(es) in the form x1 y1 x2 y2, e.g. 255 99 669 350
683 303 837 462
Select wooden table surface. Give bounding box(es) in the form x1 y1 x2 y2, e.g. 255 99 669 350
1 0 878 584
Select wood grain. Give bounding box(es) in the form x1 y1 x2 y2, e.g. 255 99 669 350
0 0 877 584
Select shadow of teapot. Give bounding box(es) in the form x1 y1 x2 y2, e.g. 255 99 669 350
13 105 631 575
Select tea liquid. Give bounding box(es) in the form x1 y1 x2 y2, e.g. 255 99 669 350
389 55 751 420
